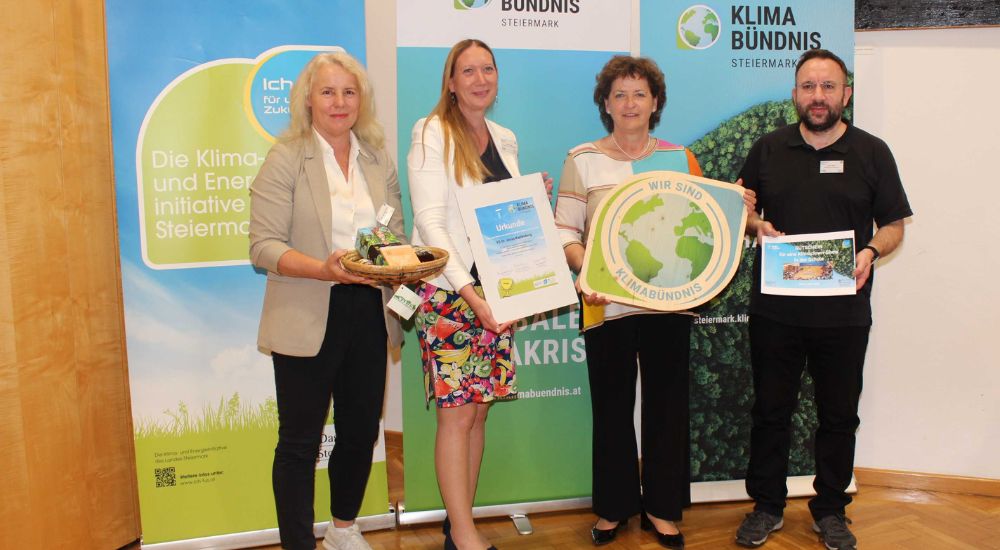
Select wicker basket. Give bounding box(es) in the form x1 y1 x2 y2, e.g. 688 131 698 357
340 246 449 285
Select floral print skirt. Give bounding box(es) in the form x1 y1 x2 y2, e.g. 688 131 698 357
415 283 516 408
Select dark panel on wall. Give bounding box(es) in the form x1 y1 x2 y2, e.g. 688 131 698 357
857 0 1000 30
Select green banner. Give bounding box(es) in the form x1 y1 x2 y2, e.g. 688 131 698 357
401 307 592 510
107 1 390 545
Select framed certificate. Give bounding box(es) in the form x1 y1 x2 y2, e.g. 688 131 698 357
456 173 578 323
761 230 856 296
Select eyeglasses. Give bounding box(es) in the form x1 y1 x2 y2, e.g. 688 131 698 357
796 81 843 94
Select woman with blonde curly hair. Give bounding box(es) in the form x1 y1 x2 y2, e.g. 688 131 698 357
250 51 404 550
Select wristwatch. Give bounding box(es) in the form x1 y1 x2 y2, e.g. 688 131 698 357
863 245 880 261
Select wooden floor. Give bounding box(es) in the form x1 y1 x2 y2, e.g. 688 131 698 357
250 435 1000 550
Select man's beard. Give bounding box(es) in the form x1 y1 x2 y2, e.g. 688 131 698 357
797 100 842 132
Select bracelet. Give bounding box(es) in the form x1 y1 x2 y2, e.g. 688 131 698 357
863 244 880 261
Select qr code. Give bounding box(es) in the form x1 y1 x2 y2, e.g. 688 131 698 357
155 467 176 487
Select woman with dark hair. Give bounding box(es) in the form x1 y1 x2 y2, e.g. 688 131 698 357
555 55 704 549
250 51 403 550
408 38 550 550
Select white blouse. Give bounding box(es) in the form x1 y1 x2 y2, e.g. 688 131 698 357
313 128 376 254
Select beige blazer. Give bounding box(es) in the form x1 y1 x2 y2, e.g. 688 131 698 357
249 132 404 357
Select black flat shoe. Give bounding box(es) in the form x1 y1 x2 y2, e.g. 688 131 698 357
651 531 684 549
640 514 685 549
591 519 626 546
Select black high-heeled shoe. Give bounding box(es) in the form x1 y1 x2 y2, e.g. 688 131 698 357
640 514 685 549
591 518 627 546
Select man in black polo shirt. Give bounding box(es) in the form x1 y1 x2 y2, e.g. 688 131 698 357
734 49 912 550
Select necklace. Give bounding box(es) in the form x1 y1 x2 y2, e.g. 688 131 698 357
610 133 654 161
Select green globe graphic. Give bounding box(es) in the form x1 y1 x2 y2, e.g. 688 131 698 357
678 5 721 49
616 194 714 286
456 0 491 8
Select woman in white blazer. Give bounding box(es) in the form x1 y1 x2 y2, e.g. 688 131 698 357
407 39 541 550
249 52 402 550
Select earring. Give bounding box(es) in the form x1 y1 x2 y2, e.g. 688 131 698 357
494 90 499 105
449 91 457 104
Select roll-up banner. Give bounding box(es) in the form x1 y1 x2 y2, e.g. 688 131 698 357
106 1 392 546
397 0 855 516
396 0 630 518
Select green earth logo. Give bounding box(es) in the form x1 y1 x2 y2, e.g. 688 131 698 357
677 4 721 50
455 0 493 9
582 171 747 312
617 195 714 286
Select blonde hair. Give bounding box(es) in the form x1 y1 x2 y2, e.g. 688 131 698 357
422 39 497 185
283 51 384 149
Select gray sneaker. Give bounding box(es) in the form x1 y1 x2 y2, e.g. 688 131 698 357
322 523 373 550
735 510 784 547
812 514 857 550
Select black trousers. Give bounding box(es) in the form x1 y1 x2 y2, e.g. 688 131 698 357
271 285 387 550
586 313 692 522
746 314 869 521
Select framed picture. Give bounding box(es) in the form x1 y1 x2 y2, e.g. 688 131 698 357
857 0 1000 29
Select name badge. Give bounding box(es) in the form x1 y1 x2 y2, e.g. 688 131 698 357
499 137 517 154
820 160 844 174
376 204 395 226
387 284 422 320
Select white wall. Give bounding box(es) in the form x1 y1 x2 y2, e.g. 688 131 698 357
370 3 1000 479
854 27 1000 479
